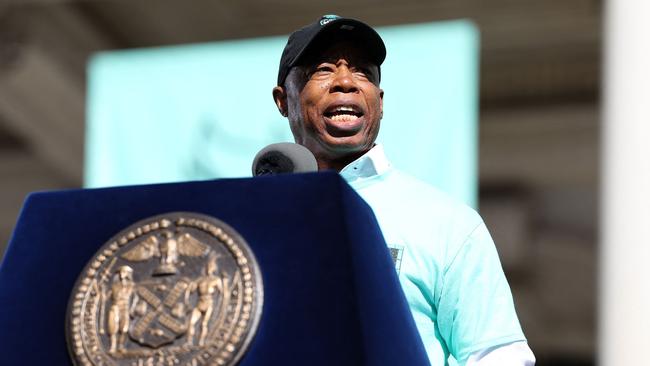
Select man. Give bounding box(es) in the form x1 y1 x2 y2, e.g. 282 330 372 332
272 15 535 366
186 254 226 346
106 265 137 353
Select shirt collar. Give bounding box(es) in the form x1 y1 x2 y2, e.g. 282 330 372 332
339 144 392 184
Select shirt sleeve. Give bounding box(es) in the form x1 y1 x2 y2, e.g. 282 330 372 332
466 341 536 366
436 220 527 363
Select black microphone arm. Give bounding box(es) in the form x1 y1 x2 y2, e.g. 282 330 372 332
252 142 318 176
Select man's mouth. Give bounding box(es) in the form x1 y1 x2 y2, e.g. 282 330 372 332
323 105 364 123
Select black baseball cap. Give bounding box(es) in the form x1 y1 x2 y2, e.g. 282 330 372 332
277 15 386 86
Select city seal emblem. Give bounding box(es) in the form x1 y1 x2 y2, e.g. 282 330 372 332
66 212 263 366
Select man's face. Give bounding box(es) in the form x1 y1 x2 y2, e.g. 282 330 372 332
119 267 132 281
274 41 384 165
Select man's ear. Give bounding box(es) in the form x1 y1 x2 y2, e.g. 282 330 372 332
379 89 384 119
272 86 288 117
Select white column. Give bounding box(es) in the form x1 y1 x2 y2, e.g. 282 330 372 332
601 1 650 365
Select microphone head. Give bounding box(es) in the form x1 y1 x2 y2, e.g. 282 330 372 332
252 142 318 176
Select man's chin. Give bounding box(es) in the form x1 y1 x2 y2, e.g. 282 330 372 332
319 136 374 156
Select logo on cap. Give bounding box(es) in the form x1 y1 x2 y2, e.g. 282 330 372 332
319 14 340 26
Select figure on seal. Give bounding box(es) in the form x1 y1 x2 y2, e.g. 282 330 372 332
107 265 138 353
154 231 180 275
186 254 227 346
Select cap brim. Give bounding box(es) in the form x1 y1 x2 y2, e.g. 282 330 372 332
289 18 386 69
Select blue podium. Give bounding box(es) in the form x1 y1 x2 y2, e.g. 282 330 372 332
0 172 429 365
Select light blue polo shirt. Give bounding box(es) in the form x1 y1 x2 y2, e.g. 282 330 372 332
340 145 526 365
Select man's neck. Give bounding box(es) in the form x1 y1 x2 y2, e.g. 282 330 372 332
315 149 370 172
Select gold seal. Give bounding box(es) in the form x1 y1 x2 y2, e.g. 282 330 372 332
66 212 263 366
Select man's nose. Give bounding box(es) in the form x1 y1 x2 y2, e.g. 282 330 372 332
330 67 358 94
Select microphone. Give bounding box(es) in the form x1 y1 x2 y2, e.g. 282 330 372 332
252 143 318 176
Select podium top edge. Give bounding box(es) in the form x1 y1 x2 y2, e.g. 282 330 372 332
26 171 344 199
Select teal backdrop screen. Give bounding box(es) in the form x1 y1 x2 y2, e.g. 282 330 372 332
86 20 479 207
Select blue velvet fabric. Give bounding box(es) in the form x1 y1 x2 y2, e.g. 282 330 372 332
0 172 429 365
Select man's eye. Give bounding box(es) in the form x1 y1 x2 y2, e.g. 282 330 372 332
309 66 334 79
353 68 371 80
315 66 334 73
